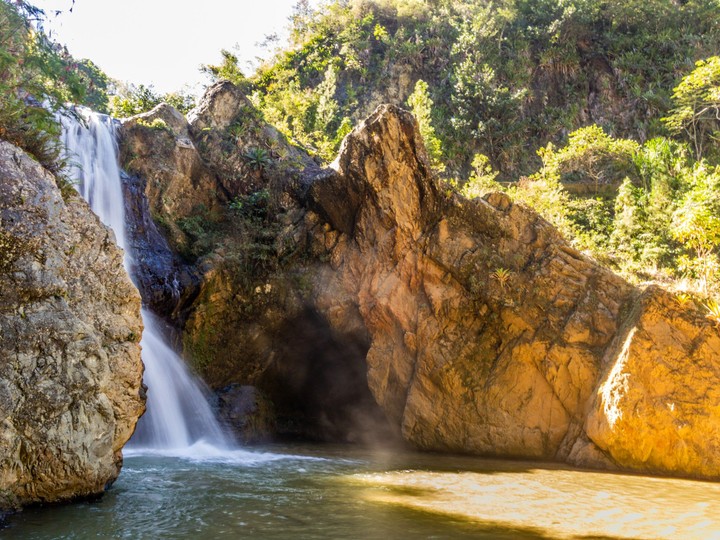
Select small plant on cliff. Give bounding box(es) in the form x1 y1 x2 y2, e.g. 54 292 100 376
492 267 512 291
706 299 720 328
137 118 170 132
243 147 271 171
675 292 694 308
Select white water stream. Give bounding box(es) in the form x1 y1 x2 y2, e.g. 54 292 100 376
60 108 233 454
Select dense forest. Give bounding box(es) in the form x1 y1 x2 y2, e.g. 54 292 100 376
2 0 720 315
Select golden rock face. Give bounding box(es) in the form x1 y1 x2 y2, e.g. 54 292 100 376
586 286 720 477
308 104 720 478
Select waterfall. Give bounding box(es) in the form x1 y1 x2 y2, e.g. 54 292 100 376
60 108 233 454
61 109 128 252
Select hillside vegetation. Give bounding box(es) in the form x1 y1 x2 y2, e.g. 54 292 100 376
0 0 102 177
204 0 720 310
222 0 720 173
2 0 719 311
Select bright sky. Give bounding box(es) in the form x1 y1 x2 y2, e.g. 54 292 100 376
32 0 301 95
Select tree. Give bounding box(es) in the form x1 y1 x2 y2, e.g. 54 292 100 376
109 84 162 118
461 153 501 198
508 151 574 239
289 0 315 46
610 177 646 264
200 49 254 94
407 79 444 170
163 91 196 115
671 162 720 294
72 59 110 113
664 56 720 160
315 64 339 132
108 84 197 118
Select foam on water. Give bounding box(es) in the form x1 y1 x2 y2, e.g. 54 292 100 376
122 442 327 464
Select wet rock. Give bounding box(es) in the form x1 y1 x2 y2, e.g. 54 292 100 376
216 385 276 444
0 142 145 509
121 169 199 320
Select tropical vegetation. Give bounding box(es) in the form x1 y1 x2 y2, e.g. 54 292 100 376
2 0 720 304
241 0 720 301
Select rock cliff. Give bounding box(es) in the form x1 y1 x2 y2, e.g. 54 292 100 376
0 142 145 509
119 82 393 443
306 105 720 476
119 82 720 479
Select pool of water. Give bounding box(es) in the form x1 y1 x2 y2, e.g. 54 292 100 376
4 444 720 539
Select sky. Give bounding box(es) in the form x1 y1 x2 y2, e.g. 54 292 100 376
32 0 301 95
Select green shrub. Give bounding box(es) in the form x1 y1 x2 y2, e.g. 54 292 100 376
109 84 196 118
460 154 502 199
535 126 640 190
0 2 87 174
664 57 720 161
137 118 170 132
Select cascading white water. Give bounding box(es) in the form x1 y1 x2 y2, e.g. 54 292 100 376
61 110 128 252
60 108 233 453
133 308 230 449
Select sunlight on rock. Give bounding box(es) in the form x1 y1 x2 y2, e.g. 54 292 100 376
600 326 636 430
349 467 720 539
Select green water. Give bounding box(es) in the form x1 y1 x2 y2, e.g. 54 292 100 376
4 445 720 539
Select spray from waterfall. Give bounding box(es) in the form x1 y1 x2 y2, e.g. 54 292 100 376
59 108 233 454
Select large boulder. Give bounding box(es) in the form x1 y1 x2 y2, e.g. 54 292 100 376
119 103 225 256
187 80 316 199
0 142 145 509
307 105 634 460
585 286 720 477
303 104 720 476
